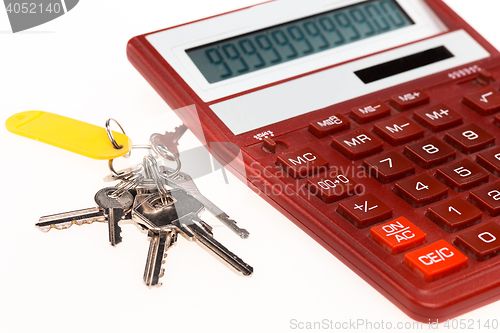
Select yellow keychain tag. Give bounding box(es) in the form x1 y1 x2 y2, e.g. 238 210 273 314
6 111 132 160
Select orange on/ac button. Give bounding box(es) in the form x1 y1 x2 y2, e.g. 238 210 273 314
370 217 426 254
404 239 467 282
276 147 329 179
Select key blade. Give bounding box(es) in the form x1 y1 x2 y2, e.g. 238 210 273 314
144 230 177 286
108 208 124 246
94 187 134 246
37 207 105 232
188 220 253 276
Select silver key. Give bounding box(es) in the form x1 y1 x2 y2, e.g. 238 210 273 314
143 229 178 286
150 124 188 159
164 168 250 239
95 187 134 246
133 188 253 286
37 207 106 232
37 187 134 246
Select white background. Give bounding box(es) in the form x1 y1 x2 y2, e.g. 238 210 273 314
1 1 500 332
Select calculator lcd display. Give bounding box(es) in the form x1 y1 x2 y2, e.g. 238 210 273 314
186 0 414 83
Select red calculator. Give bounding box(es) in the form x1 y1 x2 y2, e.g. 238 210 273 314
128 0 500 321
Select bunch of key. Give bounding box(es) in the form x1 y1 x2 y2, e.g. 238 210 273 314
36 126 253 286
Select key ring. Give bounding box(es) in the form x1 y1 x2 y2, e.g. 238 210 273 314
108 144 151 177
108 144 181 179
105 118 127 150
154 144 182 179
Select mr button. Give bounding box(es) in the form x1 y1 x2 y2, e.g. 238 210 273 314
276 147 329 179
331 128 383 160
404 240 467 282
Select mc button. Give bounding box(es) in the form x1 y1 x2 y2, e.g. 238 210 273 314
276 147 329 179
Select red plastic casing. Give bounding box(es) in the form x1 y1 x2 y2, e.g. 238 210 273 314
127 0 500 321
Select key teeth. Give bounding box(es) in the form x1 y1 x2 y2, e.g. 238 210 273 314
111 225 123 246
215 213 250 239
111 233 123 247
36 217 106 232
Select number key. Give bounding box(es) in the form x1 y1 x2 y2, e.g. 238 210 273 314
455 222 500 261
443 123 495 154
363 151 415 183
426 197 482 232
435 158 489 192
394 173 448 208
403 136 456 169
476 147 500 177
469 181 500 216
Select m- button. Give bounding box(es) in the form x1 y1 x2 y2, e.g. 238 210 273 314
373 115 424 146
276 147 329 179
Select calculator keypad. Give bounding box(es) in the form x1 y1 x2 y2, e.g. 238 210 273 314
262 76 500 305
